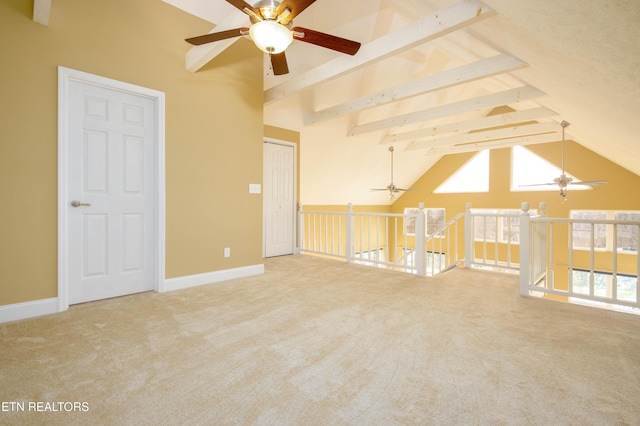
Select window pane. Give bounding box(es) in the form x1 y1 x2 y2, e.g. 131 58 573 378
435 150 489 193
473 210 498 241
615 212 640 252
426 209 446 236
572 270 590 294
501 210 520 243
617 275 638 302
404 209 417 235
572 270 608 296
571 211 607 249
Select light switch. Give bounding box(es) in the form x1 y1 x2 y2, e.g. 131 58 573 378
249 184 261 194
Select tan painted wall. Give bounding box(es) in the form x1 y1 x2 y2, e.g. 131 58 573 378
392 142 640 215
0 0 264 306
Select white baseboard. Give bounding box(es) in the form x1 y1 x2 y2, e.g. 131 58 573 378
0 265 264 323
163 263 264 292
0 297 58 324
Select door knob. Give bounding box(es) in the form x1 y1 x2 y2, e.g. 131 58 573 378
70 200 91 207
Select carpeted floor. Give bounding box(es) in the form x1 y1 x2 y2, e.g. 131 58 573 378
1 254 639 425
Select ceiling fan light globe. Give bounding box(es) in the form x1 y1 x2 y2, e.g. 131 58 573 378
249 20 293 54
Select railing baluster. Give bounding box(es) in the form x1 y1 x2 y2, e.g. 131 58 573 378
494 215 499 266
590 223 595 297
385 217 389 263
612 224 618 300
567 222 571 294
547 223 556 289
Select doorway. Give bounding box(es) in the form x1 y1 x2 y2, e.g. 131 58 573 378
58 67 165 310
263 141 296 257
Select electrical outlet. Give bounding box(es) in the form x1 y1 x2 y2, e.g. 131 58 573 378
223 247 230 258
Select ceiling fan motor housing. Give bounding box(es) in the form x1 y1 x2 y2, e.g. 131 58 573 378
251 0 281 22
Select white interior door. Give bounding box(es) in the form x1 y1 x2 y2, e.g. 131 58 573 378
264 142 295 257
66 79 156 304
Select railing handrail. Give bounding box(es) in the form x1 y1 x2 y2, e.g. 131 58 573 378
532 217 640 225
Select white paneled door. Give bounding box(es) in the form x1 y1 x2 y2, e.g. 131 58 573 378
264 142 295 257
66 79 156 304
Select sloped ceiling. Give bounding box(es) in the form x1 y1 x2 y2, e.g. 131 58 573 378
168 1 639 203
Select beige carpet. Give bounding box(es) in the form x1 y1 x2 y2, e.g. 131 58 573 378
1 255 639 425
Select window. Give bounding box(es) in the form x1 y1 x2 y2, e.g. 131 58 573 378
472 209 537 243
434 150 489 193
473 210 498 241
572 270 638 304
570 210 640 252
511 146 587 192
404 208 446 237
615 212 640 253
501 210 522 243
571 211 607 249
426 209 446 236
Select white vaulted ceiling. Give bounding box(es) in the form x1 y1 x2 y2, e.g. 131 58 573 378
165 0 640 204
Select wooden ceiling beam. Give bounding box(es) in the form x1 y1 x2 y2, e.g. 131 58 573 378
304 53 527 126
407 121 560 151
349 86 546 136
383 106 557 144
264 0 495 104
422 132 562 156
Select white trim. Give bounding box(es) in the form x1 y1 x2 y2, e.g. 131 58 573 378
57 66 166 311
263 138 298 257
163 264 265 292
0 298 58 324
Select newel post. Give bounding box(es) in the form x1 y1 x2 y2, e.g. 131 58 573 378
539 201 547 218
464 202 473 268
297 203 304 254
346 203 354 263
415 202 426 276
519 202 531 296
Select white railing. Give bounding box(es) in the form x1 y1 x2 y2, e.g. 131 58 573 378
463 202 540 272
298 203 427 275
298 202 534 277
298 202 639 311
520 202 640 311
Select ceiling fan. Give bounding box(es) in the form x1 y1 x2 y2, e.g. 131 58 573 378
520 120 608 199
371 146 417 200
185 0 361 75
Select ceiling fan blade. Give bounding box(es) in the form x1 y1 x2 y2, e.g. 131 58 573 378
518 183 558 187
292 27 361 55
395 189 418 192
570 180 609 186
225 0 260 16
371 189 390 191
270 52 289 75
276 0 317 21
185 28 249 46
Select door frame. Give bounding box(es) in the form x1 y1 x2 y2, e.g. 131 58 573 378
263 138 298 257
57 66 166 311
